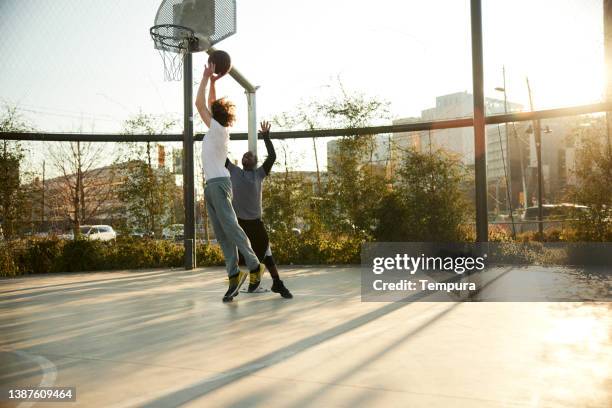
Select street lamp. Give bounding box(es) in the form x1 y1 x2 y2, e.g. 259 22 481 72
494 69 517 239
525 124 552 236
494 88 529 210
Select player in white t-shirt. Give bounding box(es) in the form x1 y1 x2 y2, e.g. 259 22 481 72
195 63 265 303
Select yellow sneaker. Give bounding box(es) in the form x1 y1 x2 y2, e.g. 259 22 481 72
223 269 249 302
248 263 265 292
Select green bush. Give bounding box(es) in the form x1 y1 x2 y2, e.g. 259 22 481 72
486 241 567 265
56 239 106 272
196 243 224 267
564 124 612 242
104 238 183 269
0 241 22 277
0 237 226 277
270 229 362 265
21 238 64 273
374 148 471 242
516 228 578 243
460 225 581 243
0 231 363 278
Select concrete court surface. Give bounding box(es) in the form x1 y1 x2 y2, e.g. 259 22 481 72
0 266 610 408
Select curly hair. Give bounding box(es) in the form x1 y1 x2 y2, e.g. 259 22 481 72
211 98 236 127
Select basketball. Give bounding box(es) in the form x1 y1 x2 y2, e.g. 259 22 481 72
208 50 232 76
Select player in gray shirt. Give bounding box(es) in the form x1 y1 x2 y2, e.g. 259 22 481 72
225 121 292 298
195 62 265 303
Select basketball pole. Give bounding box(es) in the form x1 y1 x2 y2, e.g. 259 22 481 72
246 91 257 154
183 46 196 270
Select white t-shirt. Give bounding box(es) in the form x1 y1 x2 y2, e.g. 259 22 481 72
202 118 231 180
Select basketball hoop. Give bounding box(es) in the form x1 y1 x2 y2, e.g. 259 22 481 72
150 24 196 81
150 0 237 81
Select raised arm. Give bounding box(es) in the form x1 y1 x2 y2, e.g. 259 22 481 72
260 121 276 175
195 63 215 128
208 77 217 111
225 157 238 170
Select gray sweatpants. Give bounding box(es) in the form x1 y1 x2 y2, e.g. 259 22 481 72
204 177 260 277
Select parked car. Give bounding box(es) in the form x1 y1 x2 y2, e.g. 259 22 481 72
59 225 116 241
59 231 74 240
518 203 588 233
80 225 117 241
130 229 154 239
162 224 184 241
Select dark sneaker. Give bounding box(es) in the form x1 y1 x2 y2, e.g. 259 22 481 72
248 264 265 293
223 270 248 302
271 280 293 299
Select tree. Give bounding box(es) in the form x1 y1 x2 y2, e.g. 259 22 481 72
274 81 391 237
315 83 391 236
262 141 310 234
566 119 612 241
117 113 177 236
0 107 29 238
48 140 116 236
374 147 471 242
273 109 323 195
119 162 176 236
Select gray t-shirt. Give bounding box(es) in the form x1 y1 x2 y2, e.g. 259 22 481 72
227 163 267 220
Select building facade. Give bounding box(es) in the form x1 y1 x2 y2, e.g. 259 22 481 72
393 92 527 211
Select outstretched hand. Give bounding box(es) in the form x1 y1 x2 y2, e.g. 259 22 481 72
211 71 226 83
203 63 215 80
259 121 271 137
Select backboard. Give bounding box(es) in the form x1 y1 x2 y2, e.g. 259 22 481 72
152 0 236 53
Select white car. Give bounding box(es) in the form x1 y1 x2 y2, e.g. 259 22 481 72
80 225 117 241
162 224 184 241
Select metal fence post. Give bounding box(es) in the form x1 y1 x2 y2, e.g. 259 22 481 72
605 0 612 152
471 0 488 242
183 50 196 270
535 120 544 236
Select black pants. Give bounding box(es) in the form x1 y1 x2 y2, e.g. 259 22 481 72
237 218 269 264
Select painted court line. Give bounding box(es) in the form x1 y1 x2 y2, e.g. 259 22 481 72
1 348 57 408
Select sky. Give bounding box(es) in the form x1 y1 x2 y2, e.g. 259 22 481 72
0 0 605 176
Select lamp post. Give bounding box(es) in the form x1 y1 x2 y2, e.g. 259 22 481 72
526 77 551 237
495 68 510 193
495 85 528 210
495 177 501 214
494 67 516 238
525 123 552 236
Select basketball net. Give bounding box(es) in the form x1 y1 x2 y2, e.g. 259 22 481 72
157 41 189 81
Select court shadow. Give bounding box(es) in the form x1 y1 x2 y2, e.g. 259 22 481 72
138 295 447 407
